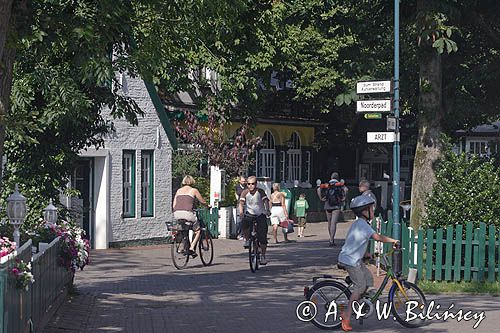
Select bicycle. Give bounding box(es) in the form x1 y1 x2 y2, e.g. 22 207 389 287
303 246 427 330
170 209 214 270
245 214 262 273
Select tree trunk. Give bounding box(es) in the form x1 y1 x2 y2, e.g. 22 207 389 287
410 40 444 229
0 0 15 190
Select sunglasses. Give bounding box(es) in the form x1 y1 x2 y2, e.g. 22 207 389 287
247 182 256 185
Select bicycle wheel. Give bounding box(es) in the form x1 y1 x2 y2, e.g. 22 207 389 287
249 238 259 273
306 280 351 330
389 280 427 328
171 232 189 270
199 230 214 266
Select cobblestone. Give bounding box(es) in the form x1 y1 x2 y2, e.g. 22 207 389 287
43 220 500 332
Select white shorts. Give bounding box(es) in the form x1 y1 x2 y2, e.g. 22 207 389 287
173 210 196 222
270 206 287 225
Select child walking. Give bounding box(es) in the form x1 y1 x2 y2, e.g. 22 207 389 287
294 193 309 237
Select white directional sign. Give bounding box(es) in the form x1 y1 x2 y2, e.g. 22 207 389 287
367 132 396 143
356 80 391 94
356 99 391 113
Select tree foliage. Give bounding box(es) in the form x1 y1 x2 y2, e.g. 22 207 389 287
174 101 261 177
424 148 500 228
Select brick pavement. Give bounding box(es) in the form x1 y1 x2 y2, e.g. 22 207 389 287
43 220 500 333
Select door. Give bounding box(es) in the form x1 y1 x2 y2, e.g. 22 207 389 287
72 158 94 247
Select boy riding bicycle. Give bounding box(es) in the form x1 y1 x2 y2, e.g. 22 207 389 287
338 195 399 332
239 176 271 265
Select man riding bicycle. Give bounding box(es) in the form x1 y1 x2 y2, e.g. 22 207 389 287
239 176 271 265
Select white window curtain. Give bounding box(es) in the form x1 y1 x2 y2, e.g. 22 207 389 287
287 132 301 182
258 131 276 179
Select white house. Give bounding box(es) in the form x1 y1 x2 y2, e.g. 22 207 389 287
67 73 177 249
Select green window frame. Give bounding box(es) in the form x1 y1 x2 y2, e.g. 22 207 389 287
141 150 154 217
123 151 136 218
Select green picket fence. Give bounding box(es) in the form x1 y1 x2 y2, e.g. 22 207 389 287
370 217 500 282
199 207 219 238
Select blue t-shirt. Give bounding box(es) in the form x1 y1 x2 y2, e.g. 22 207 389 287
338 217 375 267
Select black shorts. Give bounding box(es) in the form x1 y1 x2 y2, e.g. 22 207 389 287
241 214 268 245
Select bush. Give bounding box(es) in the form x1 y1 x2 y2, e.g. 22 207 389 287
423 149 500 228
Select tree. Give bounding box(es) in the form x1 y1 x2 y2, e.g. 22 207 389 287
174 101 261 177
266 0 500 228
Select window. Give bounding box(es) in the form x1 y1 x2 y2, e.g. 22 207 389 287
141 151 154 216
304 151 311 183
258 131 276 179
466 139 497 157
280 151 286 182
287 132 301 182
123 151 135 217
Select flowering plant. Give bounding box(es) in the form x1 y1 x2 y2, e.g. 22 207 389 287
11 259 35 291
0 237 16 259
57 220 90 272
30 219 90 272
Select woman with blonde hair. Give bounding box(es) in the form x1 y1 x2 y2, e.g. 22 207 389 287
173 175 209 257
270 182 290 243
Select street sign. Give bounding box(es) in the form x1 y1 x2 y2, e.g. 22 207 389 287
356 99 391 113
387 116 396 130
364 113 382 120
356 80 391 94
367 132 395 143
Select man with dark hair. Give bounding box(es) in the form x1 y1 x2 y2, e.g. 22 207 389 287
234 176 247 239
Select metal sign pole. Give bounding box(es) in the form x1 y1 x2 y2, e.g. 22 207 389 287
392 0 401 244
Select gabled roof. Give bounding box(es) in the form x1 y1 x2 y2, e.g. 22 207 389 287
144 81 178 150
456 120 500 137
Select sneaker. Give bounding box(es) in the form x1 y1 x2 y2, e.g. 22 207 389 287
189 249 197 258
244 240 250 249
237 236 244 241
341 318 352 332
260 256 268 265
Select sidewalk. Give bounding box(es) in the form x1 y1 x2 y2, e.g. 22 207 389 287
43 220 499 332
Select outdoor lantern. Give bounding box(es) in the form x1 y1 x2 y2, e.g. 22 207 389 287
43 199 58 224
7 184 27 247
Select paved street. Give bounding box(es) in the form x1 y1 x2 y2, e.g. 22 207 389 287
43 220 500 333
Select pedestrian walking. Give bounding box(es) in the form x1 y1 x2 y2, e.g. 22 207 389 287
318 172 347 247
359 179 377 210
234 176 247 240
270 183 290 243
294 193 309 237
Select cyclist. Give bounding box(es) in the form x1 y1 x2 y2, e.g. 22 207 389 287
338 195 399 332
239 175 271 265
173 175 209 258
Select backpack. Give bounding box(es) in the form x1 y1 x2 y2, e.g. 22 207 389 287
326 184 345 206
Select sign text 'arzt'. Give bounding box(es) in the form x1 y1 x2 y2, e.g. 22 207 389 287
367 132 396 143
356 100 391 113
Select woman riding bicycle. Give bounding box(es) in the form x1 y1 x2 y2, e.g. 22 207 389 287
173 175 209 258
338 195 399 332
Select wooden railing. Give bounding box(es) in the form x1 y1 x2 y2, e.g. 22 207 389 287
0 240 33 333
0 238 74 333
31 237 74 331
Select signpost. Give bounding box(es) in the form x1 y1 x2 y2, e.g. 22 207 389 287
356 80 391 94
356 99 391 113
364 113 382 120
386 116 396 131
367 132 396 143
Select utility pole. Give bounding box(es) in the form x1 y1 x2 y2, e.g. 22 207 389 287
392 0 401 243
